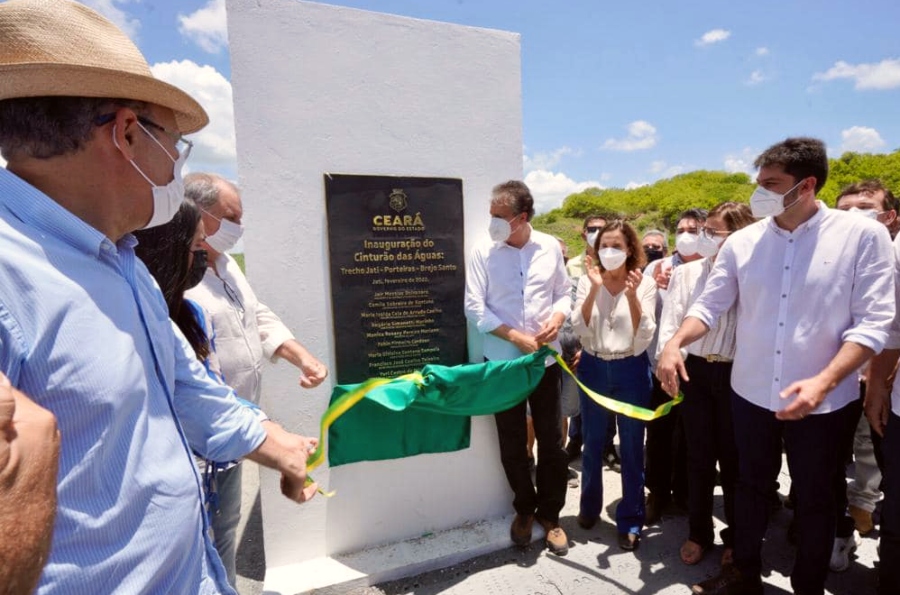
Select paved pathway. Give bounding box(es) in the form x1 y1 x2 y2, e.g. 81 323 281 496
236 458 881 594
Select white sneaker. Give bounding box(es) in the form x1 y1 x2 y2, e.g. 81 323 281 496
829 531 861 572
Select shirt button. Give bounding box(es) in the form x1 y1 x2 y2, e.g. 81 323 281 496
776 350 781 354
775 378 780 382
789 239 794 243
779 322 784 326
784 266 789 270
782 294 787 298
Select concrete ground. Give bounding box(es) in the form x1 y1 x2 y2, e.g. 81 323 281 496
235 457 881 595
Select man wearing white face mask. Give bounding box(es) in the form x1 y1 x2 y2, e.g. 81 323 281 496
643 208 705 524
185 172 329 406
0 2 321 593
658 137 895 595
465 180 572 556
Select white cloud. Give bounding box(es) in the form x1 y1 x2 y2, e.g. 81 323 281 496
812 58 900 90
524 169 603 214
648 160 685 178
82 0 140 39
599 172 613 182
695 29 731 47
745 70 766 85
841 126 887 153
523 147 578 172
150 60 236 170
723 147 757 175
625 181 649 190
178 0 228 54
755 47 770 57
601 120 658 152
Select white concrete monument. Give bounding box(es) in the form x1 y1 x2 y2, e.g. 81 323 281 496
226 1 523 592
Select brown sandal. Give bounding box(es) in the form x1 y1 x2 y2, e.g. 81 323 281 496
680 539 707 565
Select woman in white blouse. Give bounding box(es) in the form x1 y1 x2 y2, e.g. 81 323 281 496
572 220 657 551
656 202 755 567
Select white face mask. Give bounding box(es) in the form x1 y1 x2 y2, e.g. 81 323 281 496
598 247 627 271
847 207 881 220
749 179 804 218
204 211 245 253
695 230 726 258
114 122 188 230
675 232 699 256
585 230 600 251
489 215 522 243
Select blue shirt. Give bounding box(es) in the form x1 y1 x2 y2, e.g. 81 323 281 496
0 168 267 594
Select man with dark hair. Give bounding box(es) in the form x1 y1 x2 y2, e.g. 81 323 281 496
643 208 704 523
564 213 607 463
465 180 572 556
0 1 319 592
566 213 608 279
836 179 898 236
659 137 894 595
831 180 897 553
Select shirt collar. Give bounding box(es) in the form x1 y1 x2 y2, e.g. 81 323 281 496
0 167 113 258
767 200 827 237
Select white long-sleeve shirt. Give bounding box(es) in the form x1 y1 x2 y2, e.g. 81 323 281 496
464 228 571 363
687 203 895 414
657 257 738 361
571 273 657 357
185 253 295 404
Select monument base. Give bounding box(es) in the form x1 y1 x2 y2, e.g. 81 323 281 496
263 514 519 594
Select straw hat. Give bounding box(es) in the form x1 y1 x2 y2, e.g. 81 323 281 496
0 0 209 133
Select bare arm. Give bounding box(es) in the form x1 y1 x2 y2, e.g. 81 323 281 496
865 348 900 436
245 420 318 503
777 342 874 421
273 339 328 389
0 373 60 594
655 316 711 396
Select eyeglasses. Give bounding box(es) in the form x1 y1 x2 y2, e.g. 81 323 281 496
95 112 193 159
701 226 731 237
643 244 664 251
585 226 604 233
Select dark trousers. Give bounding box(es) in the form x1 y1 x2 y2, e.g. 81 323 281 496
682 356 737 548
833 397 863 538
880 412 900 594
494 363 567 523
732 393 857 595
645 375 688 504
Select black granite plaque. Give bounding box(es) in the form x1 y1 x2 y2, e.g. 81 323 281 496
325 174 466 384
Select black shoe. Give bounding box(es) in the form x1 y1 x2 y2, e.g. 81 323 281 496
602 445 621 471
691 564 762 595
576 514 597 529
565 438 582 462
618 532 640 551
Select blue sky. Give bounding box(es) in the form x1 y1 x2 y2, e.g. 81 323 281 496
66 0 900 213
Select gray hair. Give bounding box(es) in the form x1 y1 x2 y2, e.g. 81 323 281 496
0 96 148 161
642 229 668 245
183 172 240 210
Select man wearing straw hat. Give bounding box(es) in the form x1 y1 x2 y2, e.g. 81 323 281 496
0 1 319 593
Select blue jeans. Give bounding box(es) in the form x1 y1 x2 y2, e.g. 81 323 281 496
210 464 243 588
577 352 651 534
731 393 855 595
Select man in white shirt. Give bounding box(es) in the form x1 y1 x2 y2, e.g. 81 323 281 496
184 172 328 585
464 180 572 556
658 138 894 595
644 211 705 523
